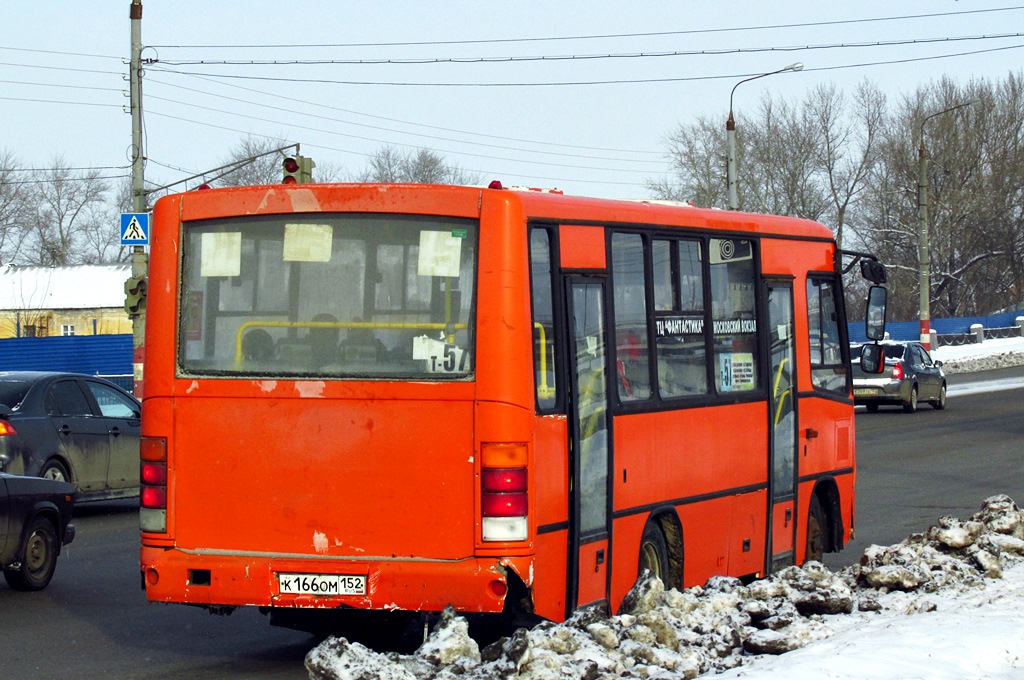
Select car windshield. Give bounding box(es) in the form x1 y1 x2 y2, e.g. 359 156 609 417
0 380 30 409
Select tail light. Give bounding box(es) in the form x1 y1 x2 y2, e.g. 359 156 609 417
140 436 168 533
481 443 528 542
0 420 13 470
892 362 904 380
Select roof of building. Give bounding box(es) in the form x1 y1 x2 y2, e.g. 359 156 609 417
0 264 131 311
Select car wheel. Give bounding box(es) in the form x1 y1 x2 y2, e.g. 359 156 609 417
805 495 826 564
903 386 918 413
40 460 70 484
932 384 947 410
865 404 879 413
638 522 670 585
4 516 59 591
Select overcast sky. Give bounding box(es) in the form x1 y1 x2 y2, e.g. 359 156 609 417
3 2 1022 199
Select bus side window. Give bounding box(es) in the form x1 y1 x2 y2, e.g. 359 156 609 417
530 228 558 410
709 238 760 394
654 238 708 399
611 233 652 401
807 276 847 394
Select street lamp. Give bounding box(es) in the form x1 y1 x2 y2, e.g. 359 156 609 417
726 62 803 210
917 99 979 350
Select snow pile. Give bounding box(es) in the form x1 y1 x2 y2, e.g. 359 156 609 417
305 495 1024 680
933 338 1024 374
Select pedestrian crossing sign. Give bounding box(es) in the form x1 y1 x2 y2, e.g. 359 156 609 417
121 213 150 245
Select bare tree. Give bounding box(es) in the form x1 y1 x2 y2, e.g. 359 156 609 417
646 116 726 207
0 149 31 265
23 155 109 266
358 146 479 185
648 93 828 217
854 74 1024 319
809 81 886 251
217 136 293 187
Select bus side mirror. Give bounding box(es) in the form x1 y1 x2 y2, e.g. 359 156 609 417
860 343 885 374
865 286 887 341
860 259 887 284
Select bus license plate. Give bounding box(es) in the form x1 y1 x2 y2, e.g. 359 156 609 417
278 573 366 596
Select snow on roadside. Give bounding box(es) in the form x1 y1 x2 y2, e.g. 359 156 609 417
306 496 1024 680
932 336 1024 374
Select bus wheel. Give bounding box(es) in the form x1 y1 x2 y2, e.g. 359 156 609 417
638 522 670 585
805 496 826 564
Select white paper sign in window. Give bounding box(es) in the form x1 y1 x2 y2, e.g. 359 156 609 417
283 223 333 262
200 232 242 277
412 335 468 373
417 230 463 278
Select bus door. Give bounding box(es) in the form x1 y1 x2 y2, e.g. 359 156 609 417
564 277 612 612
766 281 798 571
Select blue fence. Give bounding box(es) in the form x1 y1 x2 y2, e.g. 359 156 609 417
0 334 133 391
849 309 1024 343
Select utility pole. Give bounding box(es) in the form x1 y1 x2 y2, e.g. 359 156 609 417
917 99 978 351
129 0 147 397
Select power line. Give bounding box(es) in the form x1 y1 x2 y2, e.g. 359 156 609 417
146 7 1024 49
145 80 660 163
155 33 1024 66
7 165 130 173
143 107 665 175
148 73 661 156
2 174 129 186
149 43 1024 87
0 60 124 77
0 45 122 60
0 95 122 107
139 113 652 189
0 79 123 93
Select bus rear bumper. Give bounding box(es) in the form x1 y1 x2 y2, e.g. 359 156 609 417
140 546 532 615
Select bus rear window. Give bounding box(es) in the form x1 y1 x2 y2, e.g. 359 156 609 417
178 213 477 380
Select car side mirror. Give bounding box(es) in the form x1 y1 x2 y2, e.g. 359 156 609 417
860 343 885 374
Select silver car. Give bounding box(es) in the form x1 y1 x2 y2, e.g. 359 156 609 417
851 341 947 413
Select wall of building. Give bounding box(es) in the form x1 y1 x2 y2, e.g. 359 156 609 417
0 307 132 339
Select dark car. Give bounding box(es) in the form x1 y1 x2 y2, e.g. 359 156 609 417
0 372 141 501
851 341 947 413
1 472 76 590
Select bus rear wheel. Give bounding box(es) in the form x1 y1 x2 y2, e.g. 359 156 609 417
805 496 826 564
638 522 670 585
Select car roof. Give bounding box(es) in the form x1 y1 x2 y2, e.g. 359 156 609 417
0 371 136 397
0 371 96 381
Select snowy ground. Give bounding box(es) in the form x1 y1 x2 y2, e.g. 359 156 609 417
306 338 1024 680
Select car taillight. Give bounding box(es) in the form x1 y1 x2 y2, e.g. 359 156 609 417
140 436 168 533
0 419 16 436
892 363 904 380
481 443 528 542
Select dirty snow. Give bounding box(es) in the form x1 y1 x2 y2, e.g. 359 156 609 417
306 339 1024 680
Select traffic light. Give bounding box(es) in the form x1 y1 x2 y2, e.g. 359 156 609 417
282 155 315 184
124 276 147 316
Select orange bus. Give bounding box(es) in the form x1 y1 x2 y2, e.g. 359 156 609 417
139 181 885 629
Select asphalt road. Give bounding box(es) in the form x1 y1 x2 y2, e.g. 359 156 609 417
2 366 1022 679
825 364 1024 569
